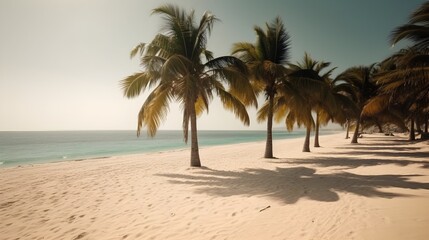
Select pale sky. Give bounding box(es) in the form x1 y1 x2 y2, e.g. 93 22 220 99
0 0 424 131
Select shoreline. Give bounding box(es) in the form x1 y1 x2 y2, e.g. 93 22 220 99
0 129 342 169
1 132 428 240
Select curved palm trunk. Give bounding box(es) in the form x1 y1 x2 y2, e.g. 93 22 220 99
314 113 320 147
345 119 350 139
409 118 416 141
190 106 201 167
351 116 361 144
264 95 274 158
303 126 311 152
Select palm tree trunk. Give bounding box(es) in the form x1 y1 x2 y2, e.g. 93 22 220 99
409 118 415 141
376 121 383 133
351 116 361 144
416 117 422 133
190 106 201 167
303 126 311 152
264 95 274 158
345 119 350 139
314 113 320 147
425 115 428 133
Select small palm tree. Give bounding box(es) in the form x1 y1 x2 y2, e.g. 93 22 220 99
232 17 291 158
329 76 360 139
121 4 256 167
336 65 378 143
312 62 337 148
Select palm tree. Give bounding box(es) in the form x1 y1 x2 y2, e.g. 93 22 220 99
121 4 256 167
312 63 337 148
391 1 429 50
336 65 378 143
329 75 359 139
286 53 336 152
366 47 429 140
232 17 290 158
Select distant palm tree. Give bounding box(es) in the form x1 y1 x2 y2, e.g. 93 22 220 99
232 17 290 158
121 4 256 167
336 65 378 143
391 1 429 49
312 62 337 148
286 53 336 152
330 75 359 139
367 48 429 140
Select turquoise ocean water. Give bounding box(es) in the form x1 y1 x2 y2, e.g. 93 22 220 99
0 130 339 168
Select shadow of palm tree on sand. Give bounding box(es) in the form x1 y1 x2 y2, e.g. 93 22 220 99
157 167 429 204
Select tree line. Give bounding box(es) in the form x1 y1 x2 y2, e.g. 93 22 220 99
121 3 429 167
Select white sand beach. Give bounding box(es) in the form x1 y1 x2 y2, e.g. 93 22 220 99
1 133 428 240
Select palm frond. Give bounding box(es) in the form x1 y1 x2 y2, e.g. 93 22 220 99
391 24 429 47
160 54 193 82
146 34 174 59
204 56 248 74
152 4 192 57
137 85 172 137
257 100 270 123
266 16 291 64
195 94 209 116
254 26 270 61
121 72 158 98
192 11 218 60
202 49 214 61
409 2 429 24
182 105 190 143
215 85 250 125
273 97 289 123
130 43 146 59
285 111 296 131
362 95 390 117
231 42 259 62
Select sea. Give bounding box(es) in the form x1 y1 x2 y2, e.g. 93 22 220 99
0 129 340 168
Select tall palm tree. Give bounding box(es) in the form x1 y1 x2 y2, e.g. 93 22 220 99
121 4 256 167
391 1 429 50
336 65 378 143
232 17 290 158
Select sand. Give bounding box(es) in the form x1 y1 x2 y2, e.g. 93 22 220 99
0 132 428 240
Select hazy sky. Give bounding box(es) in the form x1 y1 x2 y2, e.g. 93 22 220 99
0 0 424 131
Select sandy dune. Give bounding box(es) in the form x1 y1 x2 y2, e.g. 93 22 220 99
0 132 428 240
